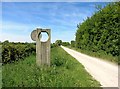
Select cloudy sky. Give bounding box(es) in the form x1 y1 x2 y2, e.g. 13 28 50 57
1 2 109 43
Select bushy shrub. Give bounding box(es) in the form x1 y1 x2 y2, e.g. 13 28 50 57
71 41 75 47
51 43 57 48
62 42 70 46
2 41 36 64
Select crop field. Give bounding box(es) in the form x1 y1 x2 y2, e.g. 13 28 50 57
2 47 100 87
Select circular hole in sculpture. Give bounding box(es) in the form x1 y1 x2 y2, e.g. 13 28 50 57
39 32 49 42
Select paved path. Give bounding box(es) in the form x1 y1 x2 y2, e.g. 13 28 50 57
61 46 118 87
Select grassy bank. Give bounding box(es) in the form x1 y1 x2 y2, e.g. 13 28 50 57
2 47 100 87
67 46 118 64
0 64 2 89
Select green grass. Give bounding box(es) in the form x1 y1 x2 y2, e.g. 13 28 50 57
67 46 118 64
0 64 2 89
2 47 101 87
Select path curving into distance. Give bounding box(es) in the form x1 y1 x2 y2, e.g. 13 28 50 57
61 46 118 87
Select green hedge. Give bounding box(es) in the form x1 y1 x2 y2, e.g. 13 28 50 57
2 41 36 64
76 2 120 57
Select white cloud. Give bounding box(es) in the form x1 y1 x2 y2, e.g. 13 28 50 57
0 23 2 31
2 21 33 32
0 32 33 42
1 21 40 42
0 21 2 35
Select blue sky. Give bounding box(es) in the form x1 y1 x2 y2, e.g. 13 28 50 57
1 2 109 43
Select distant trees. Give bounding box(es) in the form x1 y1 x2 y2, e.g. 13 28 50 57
55 40 62 46
75 2 120 57
54 40 70 46
71 40 75 47
62 42 70 46
51 43 57 48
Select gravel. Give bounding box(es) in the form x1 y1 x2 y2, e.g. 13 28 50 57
61 46 118 87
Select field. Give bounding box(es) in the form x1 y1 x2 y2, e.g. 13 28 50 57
2 47 100 87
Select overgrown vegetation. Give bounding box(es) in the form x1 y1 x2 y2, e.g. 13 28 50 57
2 47 101 87
53 40 70 47
1 40 61 64
62 42 70 46
75 2 120 63
71 40 75 47
55 40 62 46
2 40 36 64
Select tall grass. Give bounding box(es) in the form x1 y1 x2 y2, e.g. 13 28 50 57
2 47 100 87
67 46 118 64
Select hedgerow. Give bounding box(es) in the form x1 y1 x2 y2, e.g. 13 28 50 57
75 2 120 63
2 41 36 64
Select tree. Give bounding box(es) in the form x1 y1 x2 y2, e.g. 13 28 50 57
55 40 62 46
71 40 75 47
62 42 70 46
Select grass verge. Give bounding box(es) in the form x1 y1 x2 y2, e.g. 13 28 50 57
67 46 118 65
2 47 101 87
